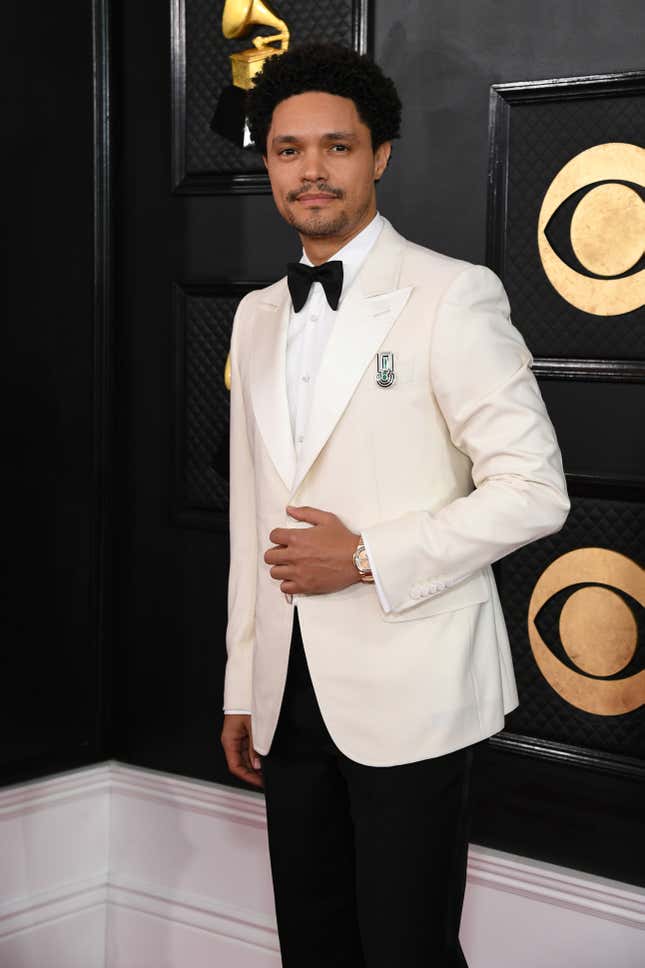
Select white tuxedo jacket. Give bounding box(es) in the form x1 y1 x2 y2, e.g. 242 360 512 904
224 219 569 766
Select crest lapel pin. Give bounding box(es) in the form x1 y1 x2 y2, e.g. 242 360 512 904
376 351 396 388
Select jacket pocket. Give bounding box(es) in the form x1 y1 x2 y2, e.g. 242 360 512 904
382 570 490 622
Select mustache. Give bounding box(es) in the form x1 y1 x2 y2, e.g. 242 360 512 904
286 183 344 202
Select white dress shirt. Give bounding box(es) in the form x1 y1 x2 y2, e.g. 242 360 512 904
225 213 390 715
286 213 383 447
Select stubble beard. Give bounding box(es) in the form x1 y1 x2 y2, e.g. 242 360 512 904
283 192 371 240
287 207 350 238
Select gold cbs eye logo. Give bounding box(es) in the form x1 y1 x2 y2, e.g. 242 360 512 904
527 547 645 716
537 142 645 316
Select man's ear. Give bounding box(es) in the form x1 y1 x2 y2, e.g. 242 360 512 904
374 141 392 182
263 155 268 170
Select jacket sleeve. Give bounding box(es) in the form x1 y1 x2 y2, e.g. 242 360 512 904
223 298 257 709
361 264 570 614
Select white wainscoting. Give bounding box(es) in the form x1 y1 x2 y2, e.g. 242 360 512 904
0 765 110 968
106 764 280 968
1 762 643 967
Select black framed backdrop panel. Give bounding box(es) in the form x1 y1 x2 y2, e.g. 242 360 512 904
487 72 645 378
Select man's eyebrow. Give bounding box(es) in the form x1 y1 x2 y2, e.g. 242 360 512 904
322 131 357 141
271 131 358 146
271 134 299 145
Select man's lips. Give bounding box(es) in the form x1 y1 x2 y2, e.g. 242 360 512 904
296 193 338 205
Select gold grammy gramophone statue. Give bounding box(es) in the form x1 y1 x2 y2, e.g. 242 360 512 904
222 0 290 91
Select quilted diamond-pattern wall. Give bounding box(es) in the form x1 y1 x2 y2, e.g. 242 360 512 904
496 494 644 761
174 285 255 519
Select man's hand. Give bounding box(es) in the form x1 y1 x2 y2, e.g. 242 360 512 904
221 714 263 788
264 506 360 595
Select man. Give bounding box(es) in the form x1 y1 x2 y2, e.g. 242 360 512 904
221 43 569 968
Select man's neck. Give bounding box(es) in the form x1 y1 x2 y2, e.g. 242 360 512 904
300 208 377 265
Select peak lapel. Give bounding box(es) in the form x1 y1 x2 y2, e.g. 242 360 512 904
291 224 413 496
249 282 296 492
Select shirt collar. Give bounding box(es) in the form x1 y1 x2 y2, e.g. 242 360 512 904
300 212 384 298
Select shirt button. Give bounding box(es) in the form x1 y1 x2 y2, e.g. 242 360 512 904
310 314 319 322
297 435 304 444
302 374 310 383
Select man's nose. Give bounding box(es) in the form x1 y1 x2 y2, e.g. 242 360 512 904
300 149 329 184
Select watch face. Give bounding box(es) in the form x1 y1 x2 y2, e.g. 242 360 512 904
356 548 370 573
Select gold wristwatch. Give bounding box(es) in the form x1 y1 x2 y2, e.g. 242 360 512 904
353 539 375 583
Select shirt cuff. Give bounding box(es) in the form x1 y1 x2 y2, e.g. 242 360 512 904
360 532 391 614
224 709 252 715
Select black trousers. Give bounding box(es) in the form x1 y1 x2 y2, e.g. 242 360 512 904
260 610 477 968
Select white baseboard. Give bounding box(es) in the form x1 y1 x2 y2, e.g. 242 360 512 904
108 874 279 953
0 874 107 939
467 847 645 930
461 847 645 968
1 762 643 968
0 903 107 968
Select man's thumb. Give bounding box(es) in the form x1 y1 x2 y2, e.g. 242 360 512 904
249 722 260 770
286 504 324 524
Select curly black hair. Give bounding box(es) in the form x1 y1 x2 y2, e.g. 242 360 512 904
247 43 402 155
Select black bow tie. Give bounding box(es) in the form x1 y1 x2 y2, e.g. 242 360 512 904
287 260 344 314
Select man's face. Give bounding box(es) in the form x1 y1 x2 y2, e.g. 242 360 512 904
264 91 390 241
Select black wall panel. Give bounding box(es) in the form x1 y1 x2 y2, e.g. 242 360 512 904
3 1 110 784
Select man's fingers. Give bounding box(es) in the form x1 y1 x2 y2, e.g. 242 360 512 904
249 724 261 771
264 545 290 565
269 564 292 580
268 527 292 546
229 759 263 788
224 745 263 787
